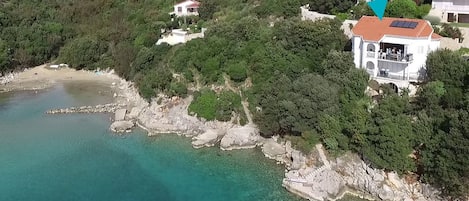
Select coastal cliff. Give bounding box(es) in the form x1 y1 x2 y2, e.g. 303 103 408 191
110 77 444 201
27 68 445 201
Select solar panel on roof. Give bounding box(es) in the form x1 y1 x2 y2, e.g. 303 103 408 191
390 20 418 29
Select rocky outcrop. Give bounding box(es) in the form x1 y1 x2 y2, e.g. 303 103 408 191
110 120 134 133
46 103 126 114
220 124 260 150
126 107 141 120
262 138 287 161
191 129 225 149
138 95 235 137
115 108 127 121
281 149 443 201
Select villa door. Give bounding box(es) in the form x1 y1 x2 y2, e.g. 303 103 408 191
448 13 455 22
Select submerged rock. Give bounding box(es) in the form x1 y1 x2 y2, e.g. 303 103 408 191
110 121 134 133
220 125 260 150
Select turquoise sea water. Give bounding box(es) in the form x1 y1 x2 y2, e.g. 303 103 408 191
0 83 304 201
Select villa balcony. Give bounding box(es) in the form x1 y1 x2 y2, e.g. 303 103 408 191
376 60 409 81
377 52 413 63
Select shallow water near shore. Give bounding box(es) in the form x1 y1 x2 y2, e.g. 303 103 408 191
0 83 306 201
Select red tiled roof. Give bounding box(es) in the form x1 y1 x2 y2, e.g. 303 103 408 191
432 33 443 40
187 2 200 8
175 0 200 7
352 16 435 42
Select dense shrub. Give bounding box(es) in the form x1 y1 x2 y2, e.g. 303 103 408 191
188 90 218 120
424 15 441 25
58 36 107 70
226 61 247 82
169 82 188 98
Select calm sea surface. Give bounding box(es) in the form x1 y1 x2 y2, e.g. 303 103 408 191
0 82 305 201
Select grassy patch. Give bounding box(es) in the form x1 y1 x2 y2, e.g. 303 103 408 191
449 22 469 28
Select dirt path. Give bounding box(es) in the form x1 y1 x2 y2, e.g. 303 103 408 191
315 144 330 168
241 100 254 125
222 74 254 125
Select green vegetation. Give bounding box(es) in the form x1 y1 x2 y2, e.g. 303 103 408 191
434 23 464 41
1 0 468 198
189 90 242 121
310 0 431 20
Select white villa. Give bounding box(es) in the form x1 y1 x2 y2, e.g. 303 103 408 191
351 16 442 90
432 0 469 23
170 0 200 17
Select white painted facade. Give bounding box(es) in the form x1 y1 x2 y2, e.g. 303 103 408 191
156 28 206 46
171 0 199 17
432 0 469 22
352 34 440 89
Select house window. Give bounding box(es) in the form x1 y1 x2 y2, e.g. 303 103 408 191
177 7 182 12
366 61 375 70
367 43 375 52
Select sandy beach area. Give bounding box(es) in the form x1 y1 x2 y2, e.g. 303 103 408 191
0 64 120 93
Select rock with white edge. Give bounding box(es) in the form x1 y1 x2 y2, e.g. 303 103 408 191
220 125 260 150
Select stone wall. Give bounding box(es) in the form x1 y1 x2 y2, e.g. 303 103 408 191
300 5 336 21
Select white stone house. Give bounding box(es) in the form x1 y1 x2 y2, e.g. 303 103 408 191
351 16 442 90
170 0 200 17
432 0 469 23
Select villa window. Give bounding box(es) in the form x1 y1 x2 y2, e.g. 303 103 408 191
366 44 376 58
177 7 182 12
367 44 375 52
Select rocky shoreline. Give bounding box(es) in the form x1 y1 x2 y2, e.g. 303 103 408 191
34 69 445 201
106 78 443 201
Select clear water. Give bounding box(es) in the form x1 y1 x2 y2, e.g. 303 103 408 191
0 83 304 201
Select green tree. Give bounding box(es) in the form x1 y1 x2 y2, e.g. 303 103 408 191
198 0 217 20
273 18 347 71
255 73 340 136
0 39 11 74
362 94 416 173
188 89 218 120
385 0 418 18
226 61 247 82
58 36 107 70
426 49 468 88
307 0 355 14
215 91 242 121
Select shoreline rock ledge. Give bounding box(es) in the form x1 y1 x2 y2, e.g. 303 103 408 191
220 124 261 151
110 120 135 133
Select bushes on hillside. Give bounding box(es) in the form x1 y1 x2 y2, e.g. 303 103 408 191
188 90 242 121
189 90 218 120
58 36 107 70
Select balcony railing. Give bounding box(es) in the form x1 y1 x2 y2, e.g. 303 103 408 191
377 71 406 80
378 52 413 63
367 51 375 58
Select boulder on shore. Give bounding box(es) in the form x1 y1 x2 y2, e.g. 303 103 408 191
115 109 127 121
261 138 286 161
191 129 225 149
127 107 141 120
110 120 134 133
220 125 260 150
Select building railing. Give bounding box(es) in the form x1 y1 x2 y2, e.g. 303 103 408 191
377 52 413 63
367 51 375 58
